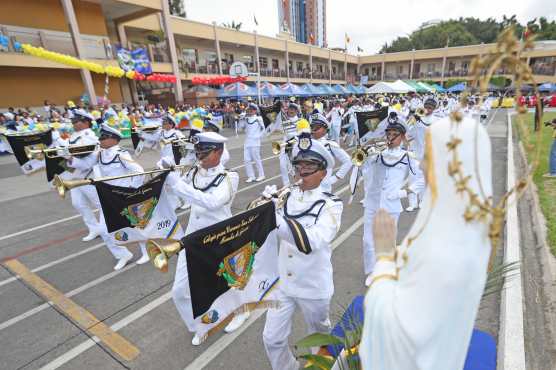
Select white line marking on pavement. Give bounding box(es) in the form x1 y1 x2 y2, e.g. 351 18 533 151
39 186 360 370
0 172 284 288
498 112 526 369
0 155 278 242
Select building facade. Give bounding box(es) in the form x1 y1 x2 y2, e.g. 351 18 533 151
277 0 326 47
0 0 555 108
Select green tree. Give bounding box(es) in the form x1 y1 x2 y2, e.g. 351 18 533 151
222 21 243 31
168 0 186 18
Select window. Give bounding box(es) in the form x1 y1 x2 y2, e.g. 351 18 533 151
181 49 197 69
297 61 303 72
462 61 469 70
332 66 337 74
364 68 369 75
272 59 279 70
223 53 234 64
242 55 254 69
259 57 268 69
427 63 435 73
289 60 293 70
398 65 403 74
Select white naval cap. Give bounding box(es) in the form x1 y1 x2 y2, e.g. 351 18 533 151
309 112 329 128
99 123 123 140
292 135 335 171
72 108 95 122
191 131 227 147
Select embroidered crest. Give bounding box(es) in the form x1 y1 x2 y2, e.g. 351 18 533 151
216 242 258 290
201 310 219 324
120 197 158 229
364 118 381 132
114 231 129 241
298 137 312 151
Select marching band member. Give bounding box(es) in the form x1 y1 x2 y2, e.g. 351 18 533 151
325 101 344 143
275 102 301 186
406 98 441 212
262 136 343 370
159 114 185 164
309 113 352 193
164 132 243 346
239 103 266 183
63 109 101 241
70 124 149 270
361 119 424 285
203 115 230 167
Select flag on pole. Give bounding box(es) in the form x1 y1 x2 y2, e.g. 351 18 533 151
309 33 315 44
345 33 351 44
357 46 363 53
355 107 389 140
94 172 184 243
181 201 279 342
254 14 258 26
5 129 52 174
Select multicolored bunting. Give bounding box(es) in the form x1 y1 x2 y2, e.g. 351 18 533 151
22 44 176 83
192 76 248 85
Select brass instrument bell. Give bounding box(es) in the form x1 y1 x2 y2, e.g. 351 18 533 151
146 238 183 272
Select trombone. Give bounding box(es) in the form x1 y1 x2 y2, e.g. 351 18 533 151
25 144 98 160
351 139 388 167
159 137 193 148
147 180 302 273
52 164 192 199
271 137 297 155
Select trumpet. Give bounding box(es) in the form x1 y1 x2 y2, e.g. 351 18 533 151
407 107 426 125
52 164 192 199
247 179 302 210
271 138 297 155
25 144 98 160
159 137 193 148
351 139 388 167
132 125 159 134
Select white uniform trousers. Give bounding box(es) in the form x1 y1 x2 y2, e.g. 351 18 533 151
263 290 331 370
97 209 133 261
172 250 196 332
407 167 425 210
244 146 264 179
279 152 292 187
362 208 400 275
329 122 341 143
70 185 100 233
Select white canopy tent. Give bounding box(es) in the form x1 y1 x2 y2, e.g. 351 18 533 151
391 80 416 93
367 82 399 94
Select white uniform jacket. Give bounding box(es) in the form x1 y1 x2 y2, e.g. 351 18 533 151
166 164 239 234
318 137 352 191
63 128 98 179
275 186 343 300
239 115 266 148
362 147 424 213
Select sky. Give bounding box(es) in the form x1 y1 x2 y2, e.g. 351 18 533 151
183 0 556 54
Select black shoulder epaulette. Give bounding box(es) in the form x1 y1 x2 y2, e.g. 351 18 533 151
322 192 342 202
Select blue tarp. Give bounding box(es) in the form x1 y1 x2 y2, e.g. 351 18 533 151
447 82 467 92
333 84 350 95
539 83 555 92
279 83 310 97
345 84 361 94
317 84 337 95
217 82 257 98
257 82 284 97
301 83 324 96
432 83 446 92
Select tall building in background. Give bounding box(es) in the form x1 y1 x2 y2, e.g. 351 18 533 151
277 0 326 47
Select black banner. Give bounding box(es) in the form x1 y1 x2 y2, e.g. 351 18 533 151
5 130 52 166
45 156 68 182
172 142 187 165
355 107 388 139
185 201 277 318
95 172 168 233
260 101 282 128
131 130 141 150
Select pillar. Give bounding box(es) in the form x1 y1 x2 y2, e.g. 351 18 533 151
160 0 183 102
213 22 223 75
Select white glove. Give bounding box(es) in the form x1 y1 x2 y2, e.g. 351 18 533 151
386 189 407 201
262 185 278 199
159 156 176 169
327 175 339 186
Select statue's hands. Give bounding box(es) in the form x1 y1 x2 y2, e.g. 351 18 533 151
373 209 397 256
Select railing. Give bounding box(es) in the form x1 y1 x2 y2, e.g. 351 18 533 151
0 24 112 60
530 64 556 76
